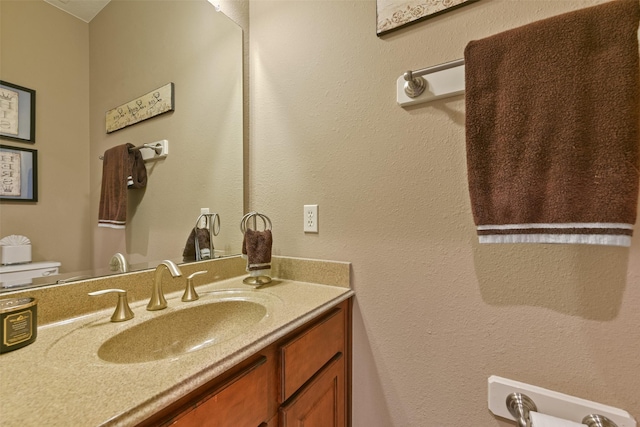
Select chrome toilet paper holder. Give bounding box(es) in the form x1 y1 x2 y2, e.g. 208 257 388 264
507 393 618 427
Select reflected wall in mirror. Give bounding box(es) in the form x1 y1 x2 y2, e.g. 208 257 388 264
0 0 244 289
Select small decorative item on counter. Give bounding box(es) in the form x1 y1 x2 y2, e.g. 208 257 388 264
0 235 32 265
0 297 37 353
240 211 273 287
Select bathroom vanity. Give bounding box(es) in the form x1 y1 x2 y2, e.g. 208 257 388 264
0 256 353 426
140 299 350 426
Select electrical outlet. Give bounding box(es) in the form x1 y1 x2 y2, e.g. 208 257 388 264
304 204 318 233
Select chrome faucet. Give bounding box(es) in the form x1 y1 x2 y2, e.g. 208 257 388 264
147 260 182 311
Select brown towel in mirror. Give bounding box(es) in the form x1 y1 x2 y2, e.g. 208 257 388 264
182 228 211 261
99 144 147 228
128 143 147 189
99 144 131 228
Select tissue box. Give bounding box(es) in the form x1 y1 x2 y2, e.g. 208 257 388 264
1 245 32 265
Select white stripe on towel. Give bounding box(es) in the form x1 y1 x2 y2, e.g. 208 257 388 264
479 233 631 246
98 220 126 229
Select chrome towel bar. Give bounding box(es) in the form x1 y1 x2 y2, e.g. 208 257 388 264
397 58 465 107
99 140 168 161
507 393 619 427
402 58 465 98
488 376 636 427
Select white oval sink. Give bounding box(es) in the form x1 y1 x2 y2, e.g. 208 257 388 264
97 300 267 364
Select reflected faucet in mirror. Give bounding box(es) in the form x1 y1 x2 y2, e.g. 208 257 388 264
109 253 128 273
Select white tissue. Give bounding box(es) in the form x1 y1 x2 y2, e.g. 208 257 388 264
0 235 31 246
0 235 32 265
531 412 585 427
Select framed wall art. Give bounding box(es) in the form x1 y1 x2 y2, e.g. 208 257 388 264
377 0 479 36
0 81 36 143
0 145 38 202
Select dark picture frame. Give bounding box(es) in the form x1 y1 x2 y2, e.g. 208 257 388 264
0 145 38 202
376 0 479 36
0 81 36 143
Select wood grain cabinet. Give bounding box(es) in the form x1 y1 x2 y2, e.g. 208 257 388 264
279 305 346 427
279 354 345 427
138 298 351 427
170 357 269 427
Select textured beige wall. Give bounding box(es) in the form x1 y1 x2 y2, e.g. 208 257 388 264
249 0 640 425
89 0 244 269
0 1 91 272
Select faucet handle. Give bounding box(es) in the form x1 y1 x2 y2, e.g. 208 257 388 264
89 289 135 322
182 271 208 302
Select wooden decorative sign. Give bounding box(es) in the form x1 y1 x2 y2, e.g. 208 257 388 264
105 83 174 133
376 0 478 36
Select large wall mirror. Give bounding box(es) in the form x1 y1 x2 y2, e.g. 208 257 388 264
0 0 244 290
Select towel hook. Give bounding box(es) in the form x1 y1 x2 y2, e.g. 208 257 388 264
240 211 272 233
403 70 427 98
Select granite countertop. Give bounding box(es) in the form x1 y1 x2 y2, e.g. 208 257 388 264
0 261 353 427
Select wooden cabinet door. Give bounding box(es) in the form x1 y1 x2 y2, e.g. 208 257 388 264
170 356 268 427
262 414 278 427
279 354 345 427
280 307 345 402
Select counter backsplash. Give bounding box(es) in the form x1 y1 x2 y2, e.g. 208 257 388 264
1 255 351 325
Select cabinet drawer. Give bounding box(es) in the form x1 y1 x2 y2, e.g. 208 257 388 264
171 356 268 427
280 307 344 402
279 354 345 427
